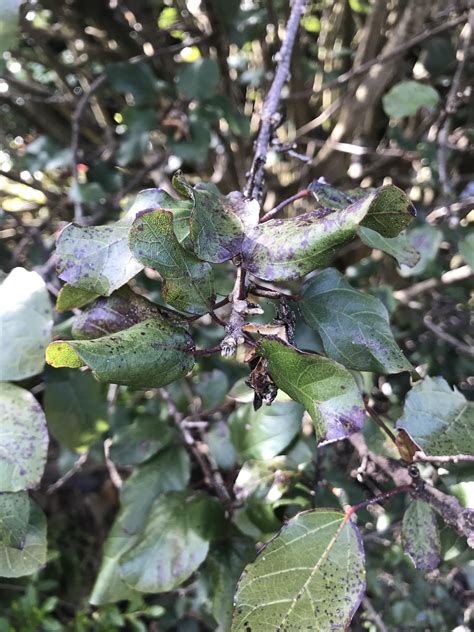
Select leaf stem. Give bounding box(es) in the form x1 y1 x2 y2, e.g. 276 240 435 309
194 344 222 357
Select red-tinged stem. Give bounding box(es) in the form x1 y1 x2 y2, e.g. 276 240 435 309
260 188 312 223
345 484 413 521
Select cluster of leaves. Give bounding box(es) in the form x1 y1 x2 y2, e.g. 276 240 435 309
1 0 473 630
2 167 473 630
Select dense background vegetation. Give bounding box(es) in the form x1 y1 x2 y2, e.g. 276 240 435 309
0 1 473 630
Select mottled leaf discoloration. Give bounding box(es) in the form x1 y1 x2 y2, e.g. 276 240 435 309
402 500 440 570
242 185 413 281
129 209 215 315
0 383 48 492
232 510 366 632
46 317 195 389
72 286 171 339
260 337 365 445
174 172 260 263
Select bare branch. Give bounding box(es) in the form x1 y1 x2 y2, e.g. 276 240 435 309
244 0 306 202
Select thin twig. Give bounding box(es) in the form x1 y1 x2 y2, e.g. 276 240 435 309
46 450 90 494
103 438 123 489
194 344 222 357
260 188 311 223
345 484 413 519
414 452 474 464
364 401 398 446
423 315 474 357
393 265 472 303
158 388 233 511
290 13 468 101
362 597 389 632
244 0 306 202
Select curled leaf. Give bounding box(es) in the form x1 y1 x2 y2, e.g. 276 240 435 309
46 317 195 389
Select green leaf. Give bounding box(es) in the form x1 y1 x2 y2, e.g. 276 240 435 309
202 534 255 630
399 225 442 277
56 188 172 296
129 209 215 314
299 268 413 374
72 286 170 339
383 80 440 118
174 173 260 263
0 491 30 549
205 421 237 471
0 267 53 381
459 233 474 268
396 377 474 456
358 227 420 268
242 186 414 281
195 369 229 412
402 500 440 571
0 498 47 578
90 446 190 605
176 59 220 100
230 400 304 460
44 370 107 451
119 491 224 593
56 284 99 312
46 317 195 389
109 415 174 466
0 383 48 492
0 0 20 54
232 510 365 631
260 338 365 445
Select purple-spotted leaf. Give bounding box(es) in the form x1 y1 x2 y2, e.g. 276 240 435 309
242 185 414 281
129 209 215 315
45 317 195 389
402 500 440 570
399 224 442 277
0 383 48 492
0 267 53 381
396 377 474 456
72 286 171 339
260 338 365 445
119 491 225 593
299 268 414 375
232 509 365 631
56 188 190 296
173 172 260 263
55 284 100 312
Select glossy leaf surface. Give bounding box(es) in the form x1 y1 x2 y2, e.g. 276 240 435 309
300 269 413 374
46 317 195 389
0 267 53 380
0 383 48 492
396 377 474 456
129 209 215 314
260 338 365 445
232 510 365 631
